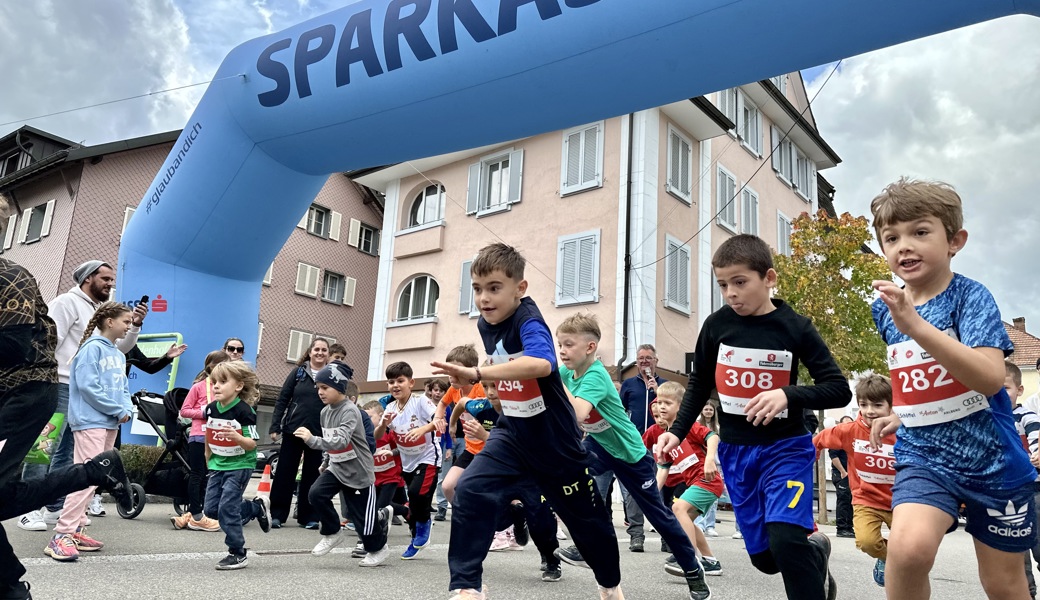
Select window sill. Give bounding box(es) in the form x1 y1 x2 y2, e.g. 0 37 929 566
555 296 599 308
294 290 318 299
663 301 691 316
560 180 602 198
306 231 330 240
740 141 762 159
387 316 438 328
476 204 511 218
716 220 738 235
665 186 692 206
396 220 444 237
321 297 345 306
795 190 813 203
775 172 792 188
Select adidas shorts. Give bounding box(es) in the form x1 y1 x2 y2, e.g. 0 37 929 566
892 464 1037 552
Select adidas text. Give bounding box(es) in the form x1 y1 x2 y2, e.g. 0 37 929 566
988 524 1034 538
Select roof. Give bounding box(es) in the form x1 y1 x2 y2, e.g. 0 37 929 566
0 125 78 150
1006 321 1040 369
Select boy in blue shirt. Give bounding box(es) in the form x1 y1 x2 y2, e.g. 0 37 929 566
868 178 1035 599
432 243 622 600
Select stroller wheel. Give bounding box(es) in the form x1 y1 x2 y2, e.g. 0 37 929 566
173 498 189 516
117 483 146 519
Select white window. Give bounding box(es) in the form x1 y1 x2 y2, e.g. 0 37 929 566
770 126 793 184
467 148 523 216
322 271 345 304
396 275 439 321
737 93 762 155
560 122 603 195
716 166 737 232
777 212 793 256
556 230 600 306
770 74 787 95
718 88 738 126
287 329 313 363
711 279 725 313
348 218 381 255
741 187 759 235
794 150 816 202
297 204 341 240
263 262 273 286
664 236 691 315
17 200 55 244
0 150 30 177
408 184 444 228
257 321 264 356
3 214 17 251
295 262 321 297
459 260 477 316
121 207 136 236
666 126 693 204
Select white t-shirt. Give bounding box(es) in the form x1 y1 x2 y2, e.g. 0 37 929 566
1023 393 1040 419
384 394 438 472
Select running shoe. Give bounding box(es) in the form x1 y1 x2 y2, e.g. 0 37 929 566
86 450 133 513
873 558 886 587
401 543 422 560
448 586 487 600
808 532 837 600
17 511 46 532
510 502 530 546
171 512 191 530
685 567 711 600
731 531 743 539
254 496 271 533
42 508 61 525
86 494 106 517
215 551 248 570
71 528 104 552
413 519 433 549
351 541 367 558
0 580 31 600
359 545 389 567
312 530 346 556
554 545 588 569
541 561 562 582
44 534 79 562
188 516 221 532
704 527 718 538
700 558 722 576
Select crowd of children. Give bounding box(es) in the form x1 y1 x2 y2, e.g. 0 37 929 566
23 177 1040 600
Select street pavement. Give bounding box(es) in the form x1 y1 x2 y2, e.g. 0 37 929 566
5 484 989 600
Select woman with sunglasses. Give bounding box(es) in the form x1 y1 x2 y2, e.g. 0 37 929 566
222 338 245 359
267 338 331 529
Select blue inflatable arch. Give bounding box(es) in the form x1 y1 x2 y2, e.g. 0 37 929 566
118 0 1040 384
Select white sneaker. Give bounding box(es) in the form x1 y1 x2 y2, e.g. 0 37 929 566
42 508 61 525
86 494 106 517
705 527 718 538
17 510 47 531
556 527 568 540
599 584 626 600
359 545 389 567
311 530 345 556
448 586 487 600
732 531 743 539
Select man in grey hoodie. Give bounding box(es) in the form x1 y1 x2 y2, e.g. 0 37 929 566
294 361 391 567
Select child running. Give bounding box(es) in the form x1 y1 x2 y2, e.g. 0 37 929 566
432 345 486 503
656 234 852 600
868 178 1036 599
1006 362 1040 599
553 314 711 600
432 243 622 600
297 361 390 567
202 361 271 570
46 302 137 562
813 374 897 587
373 361 440 559
364 401 409 524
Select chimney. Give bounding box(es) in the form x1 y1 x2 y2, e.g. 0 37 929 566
1013 317 1026 332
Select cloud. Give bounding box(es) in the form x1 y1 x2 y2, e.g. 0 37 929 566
807 15 1040 334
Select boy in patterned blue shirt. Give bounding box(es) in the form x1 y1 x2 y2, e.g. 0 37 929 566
869 178 1036 599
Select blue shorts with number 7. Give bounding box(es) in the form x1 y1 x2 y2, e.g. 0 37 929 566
718 434 816 555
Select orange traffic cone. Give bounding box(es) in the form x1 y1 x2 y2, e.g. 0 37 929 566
257 464 272 499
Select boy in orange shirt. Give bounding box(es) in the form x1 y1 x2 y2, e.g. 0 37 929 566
813 374 896 587
432 345 486 503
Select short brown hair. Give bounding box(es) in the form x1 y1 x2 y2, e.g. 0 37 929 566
557 312 601 342
210 360 261 406
712 234 773 277
1006 361 1023 387
345 381 359 398
870 177 963 247
425 378 449 393
445 344 479 368
362 400 383 413
386 361 413 380
471 242 525 280
657 381 685 401
855 373 892 406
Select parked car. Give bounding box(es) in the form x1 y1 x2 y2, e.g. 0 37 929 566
255 442 280 477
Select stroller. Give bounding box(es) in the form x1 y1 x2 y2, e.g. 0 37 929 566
118 388 199 519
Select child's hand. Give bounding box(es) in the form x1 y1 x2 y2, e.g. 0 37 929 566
293 426 312 442
219 425 244 442
374 448 393 460
433 417 447 435
872 280 925 337
118 413 131 424
1031 451 1040 469
462 418 488 441
655 433 680 462
382 411 397 427
431 361 477 384
703 460 718 482
743 389 788 426
870 414 901 450
403 428 425 443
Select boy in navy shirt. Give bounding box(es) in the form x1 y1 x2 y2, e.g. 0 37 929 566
432 243 622 600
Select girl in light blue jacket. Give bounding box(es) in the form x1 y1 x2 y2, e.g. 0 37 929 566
46 302 134 562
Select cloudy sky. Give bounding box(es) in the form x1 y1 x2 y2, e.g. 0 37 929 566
1 3 1037 339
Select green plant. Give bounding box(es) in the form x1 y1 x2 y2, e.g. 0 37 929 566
119 444 164 484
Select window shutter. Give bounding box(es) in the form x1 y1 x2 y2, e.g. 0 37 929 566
667 131 680 194
577 234 597 302
507 149 523 205
296 263 319 297
562 130 582 191
257 321 264 355
121 207 135 235
263 263 273 285
459 260 473 313
558 237 577 303
582 125 599 187
4 215 17 250
742 189 759 235
466 162 481 215
297 209 308 229
16 209 30 243
678 245 690 307
342 276 357 306
735 92 746 140
39 199 55 238
808 162 817 202
666 241 679 303
329 211 342 241
770 127 781 172
348 218 361 247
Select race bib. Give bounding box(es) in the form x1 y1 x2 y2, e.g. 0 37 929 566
581 408 611 434
325 426 357 463
667 439 699 475
373 450 395 472
395 428 428 456
715 344 792 418
852 439 895 485
886 338 988 427
489 352 546 418
205 417 248 456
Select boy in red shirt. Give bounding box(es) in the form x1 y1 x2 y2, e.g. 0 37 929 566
813 374 896 587
362 401 407 558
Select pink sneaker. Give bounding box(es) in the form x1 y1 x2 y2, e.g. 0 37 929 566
489 529 511 552
72 528 104 552
45 534 79 562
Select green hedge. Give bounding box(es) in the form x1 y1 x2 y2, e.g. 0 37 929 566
119 444 164 484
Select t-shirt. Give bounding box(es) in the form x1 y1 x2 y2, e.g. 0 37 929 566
813 415 895 512
442 383 487 454
873 273 1033 489
384 394 439 472
305 400 374 489
459 397 499 455
204 397 258 471
670 299 852 446
561 361 647 464
373 430 405 487
644 422 723 496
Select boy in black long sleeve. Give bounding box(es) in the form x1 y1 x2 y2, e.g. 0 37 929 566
656 234 851 600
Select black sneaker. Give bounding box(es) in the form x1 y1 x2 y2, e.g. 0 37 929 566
87 450 132 513
254 496 271 533
665 555 682 577
685 568 711 600
629 538 644 553
553 545 588 569
541 563 562 582
661 539 670 553
0 580 31 600
434 507 447 522
808 532 837 600
215 551 248 570
510 502 530 547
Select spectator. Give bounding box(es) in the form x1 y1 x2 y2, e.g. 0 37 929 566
831 415 855 538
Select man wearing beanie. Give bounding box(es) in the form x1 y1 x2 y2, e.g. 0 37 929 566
294 361 391 566
17 258 148 532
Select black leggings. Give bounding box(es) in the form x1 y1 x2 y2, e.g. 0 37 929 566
186 441 207 518
748 522 827 600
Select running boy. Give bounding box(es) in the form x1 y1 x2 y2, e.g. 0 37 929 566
431 345 486 503
553 314 711 599
813 374 896 587
363 402 409 527
431 243 622 600
656 234 852 600
373 362 439 559
1006 362 1040 599
297 361 389 567
868 178 1035 600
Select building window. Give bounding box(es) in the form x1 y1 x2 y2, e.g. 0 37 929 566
263 262 273 286
2 215 15 251
322 271 345 304
287 329 313 363
664 236 691 315
712 278 725 313
666 126 693 204
560 122 603 196
459 260 477 316
741 187 759 235
396 275 439 321
777 212 793 256
17 200 55 244
770 126 795 185
348 219 381 255
770 74 787 95
121 207 135 236
467 148 523 216
0 150 30 177
295 262 321 297
716 166 737 232
737 93 762 155
307 205 330 237
409 184 444 228
794 150 816 202
556 230 600 306
257 321 264 356
718 88 738 126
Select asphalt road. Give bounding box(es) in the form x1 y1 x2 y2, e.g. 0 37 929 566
5 485 989 600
